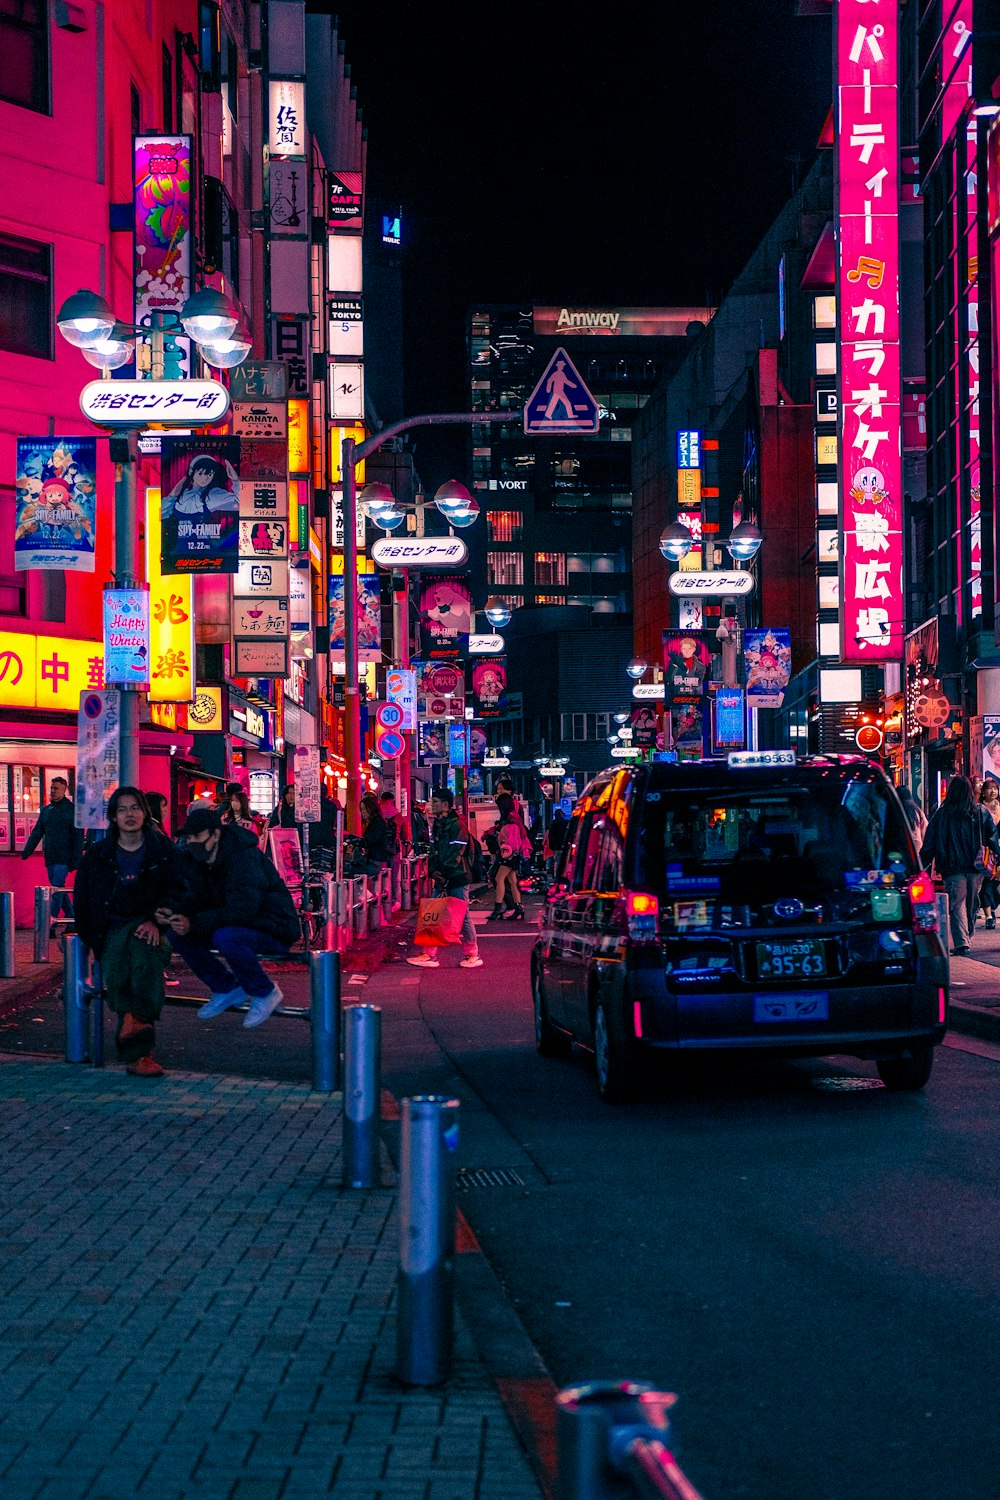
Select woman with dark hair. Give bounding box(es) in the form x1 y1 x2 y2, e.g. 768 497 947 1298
144 791 169 834
73 787 185 1077
922 775 1000 955
221 785 259 834
489 792 530 922
979 779 1000 929
268 785 298 829
359 791 390 872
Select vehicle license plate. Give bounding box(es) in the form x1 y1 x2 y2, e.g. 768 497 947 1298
753 992 829 1023
756 938 826 979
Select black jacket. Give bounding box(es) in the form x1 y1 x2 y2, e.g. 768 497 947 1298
923 804 1000 878
361 813 390 866
180 824 299 946
22 797 84 869
73 828 185 959
428 809 469 893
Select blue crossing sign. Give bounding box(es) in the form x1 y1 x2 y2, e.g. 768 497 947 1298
523 346 600 435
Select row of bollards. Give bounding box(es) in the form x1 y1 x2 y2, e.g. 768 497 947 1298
0 890 14 979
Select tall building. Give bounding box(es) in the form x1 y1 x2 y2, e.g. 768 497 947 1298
466 303 709 784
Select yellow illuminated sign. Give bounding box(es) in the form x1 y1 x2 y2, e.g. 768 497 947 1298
329 423 366 485
145 489 195 703
677 470 702 507
0 632 104 711
816 434 839 467
188 684 225 732
288 399 310 473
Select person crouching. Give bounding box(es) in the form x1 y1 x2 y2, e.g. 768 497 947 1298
159 805 300 1028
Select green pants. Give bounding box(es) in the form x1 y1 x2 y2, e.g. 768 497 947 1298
101 922 171 1061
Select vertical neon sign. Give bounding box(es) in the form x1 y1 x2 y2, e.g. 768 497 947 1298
836 0 903 662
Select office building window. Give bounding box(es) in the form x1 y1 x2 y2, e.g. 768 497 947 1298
534 552 567 586
0 489 27 616
488 510 523 543
0 234 52 359
162 45 173 130
535 594 565 604
0 0 49 112
487 551 523 587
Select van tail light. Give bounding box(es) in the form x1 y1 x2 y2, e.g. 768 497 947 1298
626 890 659 943
909 872 939 933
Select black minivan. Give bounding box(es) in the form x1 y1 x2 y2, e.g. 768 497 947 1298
531 753 948 1102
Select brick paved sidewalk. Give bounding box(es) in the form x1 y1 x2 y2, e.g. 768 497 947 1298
0 1058 545 1500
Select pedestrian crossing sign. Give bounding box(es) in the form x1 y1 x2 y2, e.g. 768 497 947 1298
523 347 600 435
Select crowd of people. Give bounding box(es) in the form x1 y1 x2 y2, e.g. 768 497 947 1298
902 774 1000 956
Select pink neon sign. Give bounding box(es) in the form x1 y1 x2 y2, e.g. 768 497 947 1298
837 0 903 662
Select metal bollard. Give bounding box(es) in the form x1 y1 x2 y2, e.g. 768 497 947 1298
310 948 341 1093
368 869 383 931
396 1094 460 1387
0 890 15 979
90 960 104 1069
34 885 51 963
554 1380 702 1500
342 1003 381 1187
937 893 950 958
356 875 370 940
401 857 413 911
380 866 393 924
63 933 90 1063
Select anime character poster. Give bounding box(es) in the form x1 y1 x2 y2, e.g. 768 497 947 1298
160 436 240 574
631 705 659 749
983 717 1000 786
743 628 792 709
328 563 382 663
414 659 465 720
472 657 507 717
469 727 487 766
134 135 193 378
419 574 472 659
15 437 97 572
663 631 714 703
670 702 705 761
417 721 448 764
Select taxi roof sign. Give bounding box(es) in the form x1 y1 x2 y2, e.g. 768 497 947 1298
523 347 600 434
727 750 796 768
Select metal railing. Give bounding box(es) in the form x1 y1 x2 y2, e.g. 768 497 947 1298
555 1381 706 1500
33 885 75 964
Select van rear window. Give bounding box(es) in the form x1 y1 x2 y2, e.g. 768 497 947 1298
634 775 916 896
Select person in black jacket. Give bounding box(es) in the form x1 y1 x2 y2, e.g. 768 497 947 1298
22 776 84 925
359 791 390 872
922 774 1000 955
73 787 185 1078
267 785 298 829
159 805 299 1028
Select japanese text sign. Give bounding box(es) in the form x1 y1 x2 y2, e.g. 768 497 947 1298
103 587 150 689
0 632 104 711
76 690 120 830
15 436 97 573
837 0 903 661
145 488 194 703
80 379 229 427
677 430 701 469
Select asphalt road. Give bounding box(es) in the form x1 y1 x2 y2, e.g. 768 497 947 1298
363 907 1000 1500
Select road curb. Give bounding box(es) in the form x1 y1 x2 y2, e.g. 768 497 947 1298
948 1001 1000 1045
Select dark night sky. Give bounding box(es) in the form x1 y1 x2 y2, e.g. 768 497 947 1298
328 1 833 484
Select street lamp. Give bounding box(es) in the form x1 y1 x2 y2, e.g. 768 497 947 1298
484 596 512 628
56 289 116 347
659 521 693 561
726 520 763 562
614 711 630 724
434 480 480 527
197 320 253 370
80 320 136 372
626 655 648 680
178 286 240 341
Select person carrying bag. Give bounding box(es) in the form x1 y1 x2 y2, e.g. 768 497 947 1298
922 774 1000 956
407 788 482 970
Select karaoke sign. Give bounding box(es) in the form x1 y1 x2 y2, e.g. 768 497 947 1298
836 0 903 662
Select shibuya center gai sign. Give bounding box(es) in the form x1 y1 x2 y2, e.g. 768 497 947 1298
836 0 903 662
668 571 755 597
79 380 231 426
370 537 468 568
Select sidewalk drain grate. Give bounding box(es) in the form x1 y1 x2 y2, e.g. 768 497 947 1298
456 1167 525 1190
810 1076 884 1091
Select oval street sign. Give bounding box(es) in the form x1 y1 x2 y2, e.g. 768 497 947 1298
80 379 231 427
668 570 755 597
469 633 505 654
371 536 468 568
632 683 666 700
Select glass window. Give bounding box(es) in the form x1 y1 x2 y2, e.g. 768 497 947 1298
488 510 523 543
0 488 27 616
572 712 586 741
535 593 565 604
579 815 608 891
534 552 567 585
0 234 52 359
815 341 837 376
0 0 49 112
813 295 837 329
487 551 524 587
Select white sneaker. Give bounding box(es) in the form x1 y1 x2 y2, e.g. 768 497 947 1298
243 984 284 1028
406 953 440 969
459 955 484 969
198 986 248 1019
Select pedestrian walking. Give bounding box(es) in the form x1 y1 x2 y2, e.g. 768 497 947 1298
160 805 299 1027
407 787 482 969
897 787 928 854
543 807 568 875
922 775 1000 955
979 779 1000 928
359 790 390 873
268 784 298 829
221 784 262 835
73 787 184 1078
487 792 530 922
21 774 84 927
144 791 169 834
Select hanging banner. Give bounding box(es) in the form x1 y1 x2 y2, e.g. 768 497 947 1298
983 716 1000 786
471 657 507 717
419 574 472 659
293 744 322 822
103 586 150 689
663 631 713 703
712 687 746 752
160 436 240 574
328 555 382 662
671 702 705 761
145 488 194 702
836 0 903 661
15 437 97 572
76 690 121 829
743 627 792 709
417 721 448 764
0 632 103 711
630 705 660 748
386 667 417 730
414 659 465 720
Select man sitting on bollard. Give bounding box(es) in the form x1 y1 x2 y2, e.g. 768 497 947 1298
158 805 300 1028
